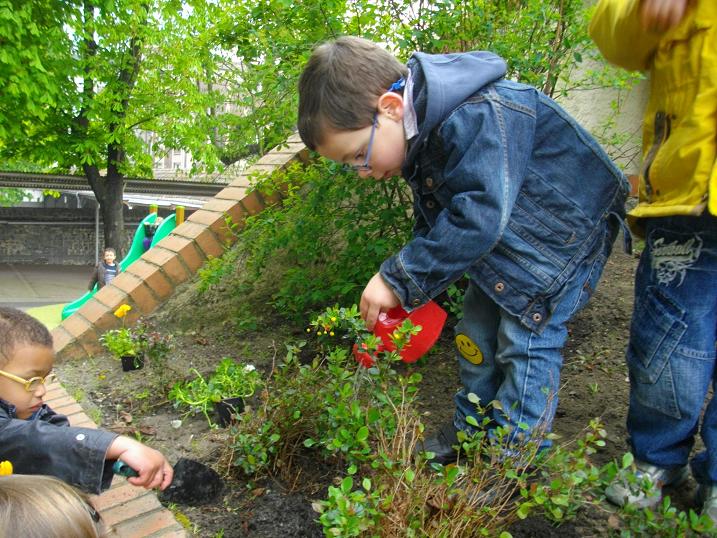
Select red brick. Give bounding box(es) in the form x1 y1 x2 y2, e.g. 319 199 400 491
93 285 130 312
126 261 175 300
246 163 280 175
54 339 88 362
240 190 265 215
111 274 160 315
61 313 92 339
142 248 191 285
102 493 162 526
228 175 252 189
77 299 117 332
186 210 234 244
44 388 67 403
199 199 246 227
51 326 73 354
113 508 184 537
260 188 283 207
69 417 98 429
278 141 308 154
256 152 296 166
152 529 189 538
52 402 84 416
215 186 249 203
171 223 224 258
75 333 104 357
93 482 142 511
44 395 75 408
155 237 206 273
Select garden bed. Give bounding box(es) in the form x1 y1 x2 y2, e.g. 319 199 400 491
55 246 700 537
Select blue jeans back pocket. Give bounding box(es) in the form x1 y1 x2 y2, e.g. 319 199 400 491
627 286 687 419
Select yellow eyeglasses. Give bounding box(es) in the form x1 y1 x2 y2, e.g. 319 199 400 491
0 369 56 392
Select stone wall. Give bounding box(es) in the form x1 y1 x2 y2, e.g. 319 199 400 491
0 207 171 265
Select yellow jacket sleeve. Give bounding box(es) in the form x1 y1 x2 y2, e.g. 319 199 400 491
589 0 663 71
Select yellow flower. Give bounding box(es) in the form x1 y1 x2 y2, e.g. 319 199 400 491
0 461 13 475
114 304 132 319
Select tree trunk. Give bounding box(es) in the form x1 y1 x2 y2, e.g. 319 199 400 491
85 163 126 258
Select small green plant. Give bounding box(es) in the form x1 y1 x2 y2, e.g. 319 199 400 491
100 304 142 360
313 476 382 537
136 319 174 367
100 327 142 359
169 358 262 426
443 281 466 320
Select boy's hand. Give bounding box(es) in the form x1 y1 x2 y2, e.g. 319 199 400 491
108 436 174 490
360 273 399 331
640 0 691 32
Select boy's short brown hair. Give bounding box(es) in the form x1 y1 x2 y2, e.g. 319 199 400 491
103 247 116 256
298 36 407 150
0 307 53 367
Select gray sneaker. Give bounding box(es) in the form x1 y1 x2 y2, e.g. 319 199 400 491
696 484 717 524
605 459 689 509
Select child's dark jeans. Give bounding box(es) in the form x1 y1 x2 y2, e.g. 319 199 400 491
625 212 717 485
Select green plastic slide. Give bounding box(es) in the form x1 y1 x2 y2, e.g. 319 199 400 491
150 213 176 247
61 212 176 320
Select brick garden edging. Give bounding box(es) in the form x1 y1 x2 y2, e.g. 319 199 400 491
49 135 308 537
51 134 308 360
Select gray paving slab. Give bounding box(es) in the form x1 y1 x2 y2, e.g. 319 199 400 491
0 263 91 309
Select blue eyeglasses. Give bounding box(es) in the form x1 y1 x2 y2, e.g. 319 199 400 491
349 111 378 172
348 77 405 173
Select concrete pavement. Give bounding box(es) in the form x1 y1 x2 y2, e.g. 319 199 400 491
0 263 91 309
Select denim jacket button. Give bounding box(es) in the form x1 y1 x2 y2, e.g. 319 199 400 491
412 299 421 306
426 200 435 209
425 177 434 188
532 312 542 322
494 282 505 292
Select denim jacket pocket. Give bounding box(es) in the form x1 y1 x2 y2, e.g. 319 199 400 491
626 285 687 419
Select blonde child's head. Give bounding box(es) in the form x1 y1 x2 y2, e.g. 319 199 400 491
0 474 111 537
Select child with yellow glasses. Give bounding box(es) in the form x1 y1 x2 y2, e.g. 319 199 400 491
0 307 173 494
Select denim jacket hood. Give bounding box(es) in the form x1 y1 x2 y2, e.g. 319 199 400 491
382 51 628 332
0 398 117 493
404 50 507 167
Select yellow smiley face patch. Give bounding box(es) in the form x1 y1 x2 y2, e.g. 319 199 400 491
455 333 483 365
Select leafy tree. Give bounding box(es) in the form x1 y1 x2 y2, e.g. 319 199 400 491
0 0 228 254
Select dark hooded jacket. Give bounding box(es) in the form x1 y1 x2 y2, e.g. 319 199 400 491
379 51 629 332
0 399 117 494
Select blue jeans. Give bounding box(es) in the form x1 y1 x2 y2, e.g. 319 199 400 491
626 213 717 485
453 219 617 447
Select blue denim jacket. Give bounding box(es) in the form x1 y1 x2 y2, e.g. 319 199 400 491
380 51 629 333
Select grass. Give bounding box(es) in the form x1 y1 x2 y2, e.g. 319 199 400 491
25 303 65 330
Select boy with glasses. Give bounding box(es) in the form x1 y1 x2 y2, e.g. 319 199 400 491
0 307 173 494
298 36 629 462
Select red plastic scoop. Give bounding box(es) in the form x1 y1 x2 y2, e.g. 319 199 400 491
353 300 447 367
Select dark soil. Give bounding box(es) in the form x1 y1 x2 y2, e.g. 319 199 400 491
55 240 699 537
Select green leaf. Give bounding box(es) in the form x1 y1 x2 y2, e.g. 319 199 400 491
355 426 369 442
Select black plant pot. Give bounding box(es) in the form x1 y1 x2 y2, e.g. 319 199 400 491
213 397 245 427
120 354 144 372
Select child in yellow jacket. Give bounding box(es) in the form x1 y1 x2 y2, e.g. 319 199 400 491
590 0 717 518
